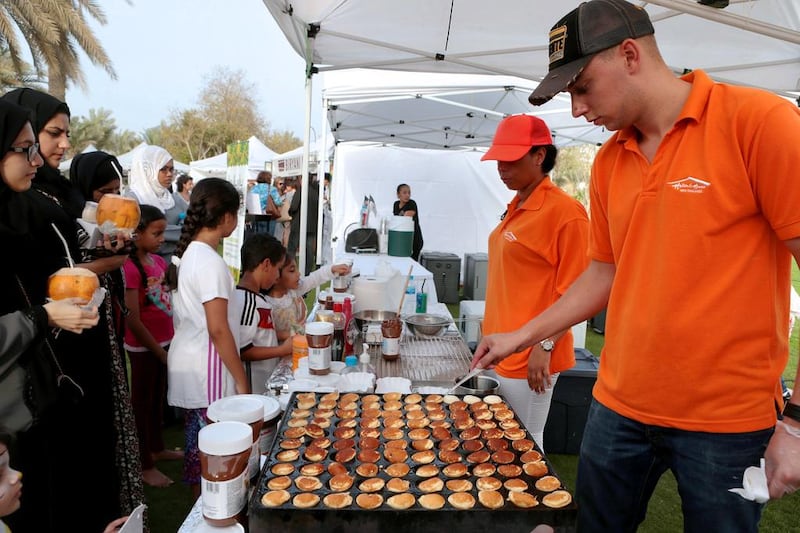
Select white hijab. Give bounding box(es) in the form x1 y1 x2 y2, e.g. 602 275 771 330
129 145 175 213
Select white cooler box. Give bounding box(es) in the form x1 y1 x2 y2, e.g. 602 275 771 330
459 300 485 344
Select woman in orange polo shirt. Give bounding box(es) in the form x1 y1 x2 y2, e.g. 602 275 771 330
480 115 589 451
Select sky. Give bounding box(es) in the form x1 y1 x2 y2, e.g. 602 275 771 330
64 0 321 145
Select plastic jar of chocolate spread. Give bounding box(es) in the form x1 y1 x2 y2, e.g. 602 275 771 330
199 421 253 527
206 396 265 481
306 321 334 375
381 318 402 361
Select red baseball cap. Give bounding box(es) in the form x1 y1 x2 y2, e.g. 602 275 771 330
481 115 553 162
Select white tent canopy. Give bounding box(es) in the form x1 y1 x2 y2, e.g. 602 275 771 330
272 132 335 178
323 69 611 148
264 0 800 97
189 135 279 180
59 142 190 175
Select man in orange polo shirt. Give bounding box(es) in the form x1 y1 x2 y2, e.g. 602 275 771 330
472 1 800 531
480 114 589 451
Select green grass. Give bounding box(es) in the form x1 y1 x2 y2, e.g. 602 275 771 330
145 285 800 532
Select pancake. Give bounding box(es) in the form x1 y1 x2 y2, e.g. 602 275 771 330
430 420 451 429
290 408 311 418
508 491 539 508
384 448 408 463
333 427 356 440
283 427 306 439
300 463 326 477
266 476 292 490
445 479 473 492
383 409 403 419
359 417 380 429
320 391 340 401
462 395 481 405
512 439 535 452
355 462 379 478
318 400 337 410
333 438 356 451
442 394 459 404
520 450 543 463
542 490 573 509
473 409 493 421
386 477 411 493
504 428 526 440
271 462 295 476
453 417 475 430
466 450 491 464
483 394 502 405
293 492 320 509
488 402 509 412
523 461 549 478
329 473 355 492
384 418 405 429
411 450 436 464
469 400 488 412
382 392 402 401
478 490 504 509
504 478 528 492
336 418 358 428
418 493 446 510
328 462 348 476
279 438 302 449
432 427 452 440
534 475 561 492
493 409 514 421
383 400 403 412
449 400 468 411
338 401 358 411
314 408 334 419
275 450 300 462
404 393 423 404
334 447 356 463
438 450 462 464
305 424 325 438
323 492 353 509
335 408 358 419
386 493 416 510
385 439 408 450
497 464 523 478
406 404 422 413
312 417 331 428
383 428 405 441
357 449 381 463
362 394 380 403
500 419 521 430
460 427 481 440
296 398 316 410
310 437 331 449
475 476 502 491
447 492 476 510
427 409 447 420
261 489 290 507
362 408 382 418
360 436 380 450
472 463 496 478
359 477 385 493
492 450 516 464
340 392 360 404
304 445 327 462
425 394 444 403
384 463 411 477
363 401 381 411
486 438 509 451
412 438 434 451
406 410 425 420
442 463 468 478
462 440 484 453
356 493 384 510
360 428 381 439
416 464 440 478
294 476 322 491
439 438 459 451
418 477 444 493
476 419 498 430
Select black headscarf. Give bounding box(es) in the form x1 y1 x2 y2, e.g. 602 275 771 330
0 99 36 243
69 151 123 203
1 88 82 218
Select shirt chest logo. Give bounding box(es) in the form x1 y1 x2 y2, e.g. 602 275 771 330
257 308 274 329
667 177 711 194
503 231 518 242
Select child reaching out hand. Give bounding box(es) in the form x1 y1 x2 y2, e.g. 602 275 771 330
266 256 352 338
233 234 292 394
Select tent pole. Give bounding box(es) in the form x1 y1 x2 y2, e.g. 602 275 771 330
315 97 328 268
298 28 316 277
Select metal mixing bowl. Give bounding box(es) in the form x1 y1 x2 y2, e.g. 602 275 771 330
403 313 451 337
352 309 399 331
453 375 500 396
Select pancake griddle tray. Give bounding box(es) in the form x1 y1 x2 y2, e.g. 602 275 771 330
249 391 576 533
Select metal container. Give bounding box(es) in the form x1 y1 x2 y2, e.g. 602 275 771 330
403 313 450 337
352 309 399 331
453 374 500 396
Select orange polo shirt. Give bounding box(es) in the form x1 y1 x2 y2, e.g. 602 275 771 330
484 176 589 379
590 70 800 433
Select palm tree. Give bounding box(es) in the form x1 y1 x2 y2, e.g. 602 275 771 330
0 0 116 100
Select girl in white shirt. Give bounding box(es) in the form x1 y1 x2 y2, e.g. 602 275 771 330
165 177 248 496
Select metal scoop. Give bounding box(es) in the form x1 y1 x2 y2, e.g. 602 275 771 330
447 367 485 394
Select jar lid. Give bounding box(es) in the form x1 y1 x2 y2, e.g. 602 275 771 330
306 321 334 335
199 421 253 456
207 396 264 424
216 394 281 423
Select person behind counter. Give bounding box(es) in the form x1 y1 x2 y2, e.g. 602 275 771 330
479 114 589 451
393 183 424 261
172 173 193 219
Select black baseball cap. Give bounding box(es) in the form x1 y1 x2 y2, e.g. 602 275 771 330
529 0 654 106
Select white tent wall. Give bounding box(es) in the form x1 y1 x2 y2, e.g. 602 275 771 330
330 142 513 274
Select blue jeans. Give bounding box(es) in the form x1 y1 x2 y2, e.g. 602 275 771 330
576 400 772 533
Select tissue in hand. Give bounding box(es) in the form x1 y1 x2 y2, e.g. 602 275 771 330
728 458 769 503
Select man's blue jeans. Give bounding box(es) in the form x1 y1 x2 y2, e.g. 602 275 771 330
576 400 772 533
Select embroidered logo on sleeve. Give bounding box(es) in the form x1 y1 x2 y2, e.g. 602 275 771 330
667 177 710 194
503 231 518 242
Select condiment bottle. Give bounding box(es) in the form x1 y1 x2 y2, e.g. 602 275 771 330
358 344 377 376
291 333 308 371
206 396 265 482
324 294 334 310
339 354 359 375
306 321 333 375
198 421 253 527
381 318 402 361
332 302 346 362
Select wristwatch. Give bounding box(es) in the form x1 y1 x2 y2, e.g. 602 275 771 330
783 402 800 424
539 338 555 352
